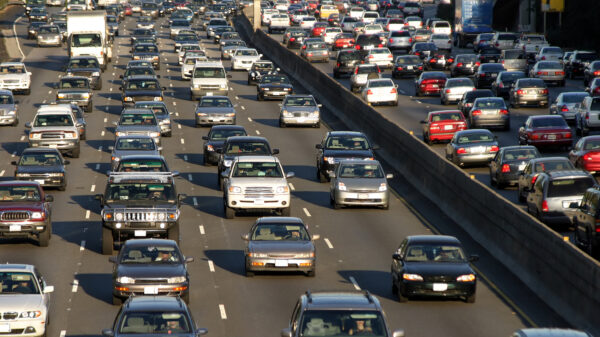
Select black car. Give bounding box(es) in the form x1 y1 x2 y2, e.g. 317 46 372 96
217 136 278 189
392 55 423 78
287 30 309 49
315 131 376 182
108 239 193 304
121 66 159 85
28 7 48 22
450 54 480 77
355 34 382 58
131 28 157 45
457 89 495 116
474 63 506 89
101 296 207 337
491 71 526 98
333 49 362 78
583 60 600 87
424 51 452 71
478 46 501 63
247 61 277 85
65 56 102 90
120 75 166 107
410 42 438 60
13 148 69 191
489 146 540 189
173 34 199 52
256 74 294 101
566 51 598 79
131 43 160 70
202 125 247 165
213 26 235 43
391 235 478 303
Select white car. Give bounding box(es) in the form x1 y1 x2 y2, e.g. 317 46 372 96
348 7 365 19
364 48 393 69
362 79 398 106
441 77 475 105
300 17 317 30
535 46 563 63
362 11 379 23
262 9 279 26
429 34 452 51
431 20 452 35
231 48 262 71
363 24 384 36
0 62 32 95
405 16 423 28
181 56 208 80
178 43 202 65
323 27 342 44
0 264 54 337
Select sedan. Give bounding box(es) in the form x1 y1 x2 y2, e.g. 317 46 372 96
569 136 600 174
362 79 398 106
330 159 392 209
13 147 69 190
529 61 565 86
517 157 576 202
202 125 247 165
257 74 294 101
518 115 572 150
445 129 499 167
491 71 526 98
364 47 393 69
421 110 467 145
242 217 318 277
331 32 355 51
449 54 480 77
469 97 510 130
549 92 590 122
231 48 262 71
429 33 452 52
109 135 161 171
586 77 600 97
315 131 376 182
391 235 478 303
441 77 474 105
36 24 61 47
279 94 321 128
414 71 447 97
583 60 600 86
474 63 506 89
131 43 160 70
509 78 549 108
287 30 309 49
194 96 236 127
392 55 423 78
0 90 18 126
301 42 329 63
489 146 540 189
247 60 277 85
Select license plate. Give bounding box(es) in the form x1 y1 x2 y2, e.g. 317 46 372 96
433 283 448 291
491 73 497 77
272 91 283 95
9 225 21 232
358 193 369 199
0 325 9 333
444 125 453 130
490 60 496 63
134 230 146 237
275 260 288 267
472 146 485 153
518 164 526 171
431 84 439 88
35 179 45 185
297 117 305 122
254 199 264 205
407 66 413 70
49 144 58 148
143 286 159 294
547 134 556 140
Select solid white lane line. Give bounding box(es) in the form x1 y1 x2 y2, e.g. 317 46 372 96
101 130 105 136
247 117 252 122
324 238 334 249
255 130 260 135
20 135 25 141
219 305 227 319
193 197 198 206
71 279 79 293
208 260 215 272
180 138 185 144
85 210 90 219
90 185 95 192
416 100 422 104
199 225 205 234
95 164 100 170
0 170 4 176
80 240 86 251
288 182 295 191
178 124 181 129
349 276 361 290
188 173 192 181
104 117 108 123
303 207 311 217
60 330 66 337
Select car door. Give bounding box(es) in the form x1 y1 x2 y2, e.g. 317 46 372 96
445 135 456 160
391 239 407 284
518 161 532 195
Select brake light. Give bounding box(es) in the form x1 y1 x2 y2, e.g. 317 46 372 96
586 112 590 120
290 37 295 42
445 89 451 93
490 145 499 152
480 73 485 77
542 200 549 212
354 68 359 74
457 62 463 67
556 71 565 75
541 56 546 60
517 89 524 95
378 44 383 47
366 89 373 95
456 148 467 154
541 89 548 94
471 109 481 116
390 88 397 94
584 153 593 161
408 37 412 43
430 58 437 63
499 109 509 115
531 133 540 140
475 61 481 66
595 222 600 233
430 123 440 130
388 54 393 58
501 164 510 173
495 43 499 47
389 38 394 43
418 66 423 70
594 70 600 76
355 45 361 50
560 105 569 112
302 45 306 49
336 62 340 67
531 175 538 185
396 66 403 70
564 132 572 138
414 51 420 56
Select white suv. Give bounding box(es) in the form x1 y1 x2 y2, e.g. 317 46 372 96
222 156 294 219
231 48 262 71
0 62 32 95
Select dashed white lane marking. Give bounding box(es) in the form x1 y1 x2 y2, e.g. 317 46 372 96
173 102 177 106
416 100 422 104
180 138 185 144
235 96 239 100
178 124 182 129
241 106 245 110
208 260 215 272
247 117 252 121
71 279 79 293
188 173 192 181
349 276 361 290
80 240 86 251
170 83 173 87
85 210 90 219
98 146 102 152
175 112 179 116
20 135 24 141
104 117 108 123
183 155 188 161
90 185 95 192
0 170 4 176
219 304 227 319
324 238 334 249
60 330 66 337
255 130 261 135
47 90 51 94
11 152 15 157
112 72 115 76
42 100 46 104
199 225 205 234
95 164 100 170
164 58 168 62
193 197 198 206
101 130 105 136
105 106 109 112
109 87 113 92
303 207 311 217
399 89 406 94
288 182 295 191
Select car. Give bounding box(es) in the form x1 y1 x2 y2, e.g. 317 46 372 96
386 30 412 52
423 51 453 71
565 50 598 79
489 146 540 189
0 264 54 336
173 33 199 53
282 290 404 337
526 170 596 226
350 64 381 92
331 32 355 51
583 60 600 86
333 49 362 78
55 76 93 112
107 15 119 37
468 97 510 130
429 33 452 51
569 136 600 174
134 101 172 137
586 78 600 97
421 110 467 145
28 7 48 22
518 115 572 150
217 136 279 189
315 131 376 182
279 94 321 127
194 95 236 127
170 18 192 38
391 55 423 78
247 60 277 85
517 157 575 203
441 77 474 105
529 61 565 86
27 21 45 39
0 62 32 95
231 48 262 71
513 329 593 337
0 90 19 126
120 76 165 108
354 34 383 57
535 46 563 63
364 47 393 69
109 238 193 304
287 30 310 49
575 96 600 136
242 217 318 276
500 49 528 73
457 89 494 116
131 28 157 45
13 147 69 191
202 125 247 165
473 32 494 52
136 16 155 30
109 135 161 171
414 71 447 97
445 129 499 167
391 235 478 302
573 185 600 257
256 74 294 101
329 159 392 209
509 78 549 108
473 63 505 89
549 92 590 122
36 24 61 47
26 104 81 158
410 42 437 60
323 27 343 44
449 54 480 76
121 67 159 86
64 56 102 90
131 43 161 70
101 297 207 337
115 109 162 146
269 14 291 33
361 79 398 106
490 32 517 50
301 41 330 63
491 71 526 98
477 46 501 64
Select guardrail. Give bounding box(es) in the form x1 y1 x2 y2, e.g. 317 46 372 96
232 13 600 335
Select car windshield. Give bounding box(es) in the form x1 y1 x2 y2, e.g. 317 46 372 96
209 129 246 140
431 112 463 122
326 135 369 150
261 75 290 84
106 183 176 202
39 26 58 34
251 223 309 240
396 56 421 64
548 178 595 198
0 185 41 201
357 66 378 74
533 160 574 173
338 163 383 178
120 245 181 264
19 153 61 166
193 67 226 78
126 80 159 90
118 312 191 334
120 113 157 126
126 67 155 77
232 161 283 177
456 132 493 144
448 79 473 87
479 33 494 41
531 117 566 128
0 65 25 73
235 49 258 56
60 78 88 89
72 33 102 47
284 96 316 107
226 142 269 155
200 97 232 107
405 243 466 262
0 272 40 294
172 20 190 26
561 93 589 103
474 99 505 109
116 138 156 150
517 79 545 88
0 94 13 104
503 149 538 161
118 159 166 172
69 58 99 68
524 36 544 43
136 104 167 116
300 311 387 337
34 114 73 127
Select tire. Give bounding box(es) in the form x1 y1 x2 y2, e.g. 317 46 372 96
279 119 286 128
465 293 476 303
71 145 80 158
86 102 93 112
245 263 254 277
306 269 316 277
257 94 263 101
167 222 179 242
24 89 31 95
281 207 291 216
102 226 113 255
333 70 339 78
164 131 172 137
58 183 66 191
224 202 235 219
397 289 408 302
12 118 18 126
38 227 50 247
518 190 526 203
203 152 210 166
112 295 122 305
333 200 341 209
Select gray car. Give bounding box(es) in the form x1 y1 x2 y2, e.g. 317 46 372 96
575 96 600 136
549 92 589 122
134 101 172 137
517 157 575 203
330 159 392 209
445 129 499 167
279 94 321 128
529 61 565 86
387 30 413 52
0 90 19 126
114 109 162 146
301 42 329 63
468 97 510 130
56 76 93 112
509 78 549 108
109 135 161 171
194 95 236 127
242 217 318 277
500 49 528 72
36 24 61 47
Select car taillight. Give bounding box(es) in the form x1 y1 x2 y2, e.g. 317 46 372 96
378 44 383 47
290 37 295 41
418 66 423 70
501 164 510 173
336 62 341 67
479 73 485 77
495 43 499 47
302 45 306 49
456 148 467 154
471 109 481 115
564 132 572 138
556 71 565 75
459 122 467 129
390 88 397 94
389 38 394 43
531 174 538 185
366 89 373 95
354 68 359 74
475 61 481 66
517 89 524 95
430 123 440 130
542 200 549 212
541 56 546 60
445 89 451 93
429 58 437 63
500 109 509 115
368 54 375 59
595 220 600 232
414 51 420 56
355 45 361 50
396 66 403 71
541 89 548 94
584 153 593 161
408 37 413 43
447 58 453 63
490 145 499 152
531 133 540 140
594 70 600 76
560 105 569 112
586 112 590 120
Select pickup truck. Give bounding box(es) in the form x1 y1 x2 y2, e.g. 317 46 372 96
268 14 291 34
516 34 549 61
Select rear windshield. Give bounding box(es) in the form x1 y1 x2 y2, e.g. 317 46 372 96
562 93 589 103
497 33 516 40
500 72 525 81
548 178 595 198
590 99 600 111
434 22 449 28
576 53 597 61
532 160 573 173
447 78 473 87
457 132 494 144
209 129 247 140
531 117 567 128
517 79 546 88
537 62 562 69
395 56 421 64
339 52 360 61
391 31 410 37
503 149 538 161
474 99 505 109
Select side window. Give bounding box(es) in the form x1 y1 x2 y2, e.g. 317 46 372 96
589 192 599 216
575 139 584 151
535 176 545 192
33 268 44 289
290 301 302 334
397 238 408 257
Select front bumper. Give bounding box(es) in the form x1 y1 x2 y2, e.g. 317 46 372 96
191 88 229 97
29 139 79 151
195 115 235 125
0 317 47 337
104 221 176 238
400 280 476 299
0 115 17 125
259 90 291 100
113 282 188 298
0 220 50 237
16 175 65 187
56 98 90 109
226 195 290 210
246 257 315 272
334 190 388 206
37 38 61 46
281 115 319 126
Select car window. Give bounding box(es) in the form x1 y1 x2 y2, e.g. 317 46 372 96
502 149 538 161
119 312 191 334
326 135 369 150
118 159 167 172
60 78 88 89
19 153 61 166
251 223 309 240
200 97 233 107
284 96 316 106
431 112 462 122
0 272 40 294
447 79 473 87
0 93 14 104
530 117 566 128
457 132 493 144
232 161 283 177
126 79 159 90
300 310 386 337
209 129 246 140
0 185 41 201
405 244 466 262
474 99 505 109
338 163 383 178
120 113 157 126
548 178 595 198
226 142 269 155
120 245 181 264
34 114 73 127
116 138 156 150
106 183 176 202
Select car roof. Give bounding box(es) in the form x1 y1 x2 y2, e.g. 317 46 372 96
302 291 382 310
61 75 89 80
116 134 154 140
0 89 14 95
327 131 366 137
124 296 187 311
0 62 25 66
119 154 165 161
337 158 382 165
0 264 35 273
22 147 62 154
127 75 159 80
235 155 279 163
209 125 246 131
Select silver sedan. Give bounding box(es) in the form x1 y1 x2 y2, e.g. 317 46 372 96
330 159 392 209
361 79 398 106
441 77 475 105
549 92 590 122
279 95 321 128
529 61 565 86
445 129 499 167
194 96 236 127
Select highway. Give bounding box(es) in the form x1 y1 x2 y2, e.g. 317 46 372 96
0 4 573 337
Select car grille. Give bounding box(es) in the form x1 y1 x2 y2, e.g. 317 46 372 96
293 112 312 117
41 132 65 139
348 188 378 193
200 85 221 90
268 253 295 258
244 186 274 198
1 312 18 320
1 211 30 221
0 109 6 116
73 71 93 77
132 95 158 101
424 275 455 282
123 211 162 221
61 93 87 100
134 278 168 284
125 131 150 136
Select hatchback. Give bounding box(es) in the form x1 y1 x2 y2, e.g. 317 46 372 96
330 159 392 209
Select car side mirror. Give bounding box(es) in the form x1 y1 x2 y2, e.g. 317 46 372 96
27 72 32 76
281 328 292 337
43 285 54 293
64 160 70 165
386 173 393 179
202 136 208 140
44 195 54 202
196 328 208 336
392 330 405 337
185 257 194 263
315 144 322 149
241 233 250 241
272 148 280 155
118 86 123 91
95 194 104 204
108 256 117 263
392 253 402 260
286 172 295 178
178 194 187 203
102 329 115 337
24 122 31 128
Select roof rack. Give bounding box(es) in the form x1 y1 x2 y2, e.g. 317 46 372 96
364 290 374 303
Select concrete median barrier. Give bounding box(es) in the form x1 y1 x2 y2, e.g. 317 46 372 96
233 13 600 334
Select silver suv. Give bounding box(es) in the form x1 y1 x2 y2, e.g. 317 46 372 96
0 90 19 126
575 96 600 136
25 104 81 158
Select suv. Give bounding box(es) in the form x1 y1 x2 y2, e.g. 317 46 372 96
56 76 93 112
500 49 527 73
574 186 600 257
281 290 403 337
64 56 102 90
222 156 293 218
315 131 376 182
0 62 32 95
566 51 598 79
217 136 279 189
25 104 81 158
101 297 207 337
95 171 186 255
575 96 600 136
190 62 230 100
333 50 362 78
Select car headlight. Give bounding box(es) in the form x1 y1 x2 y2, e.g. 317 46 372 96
225 113 235 117
115 131 125 137
92 72 100 76
275 186 289 193
157 212 166 221
66 72 73 77
19 311 41 319
153 56 159 61
31 211 44 220
57 93 65 99
220 83 227 89
263 87 270 91
124 97 133 102
403 273 423 281
117 276 135 284
295 252 315 258
456 274 476 282
207 144 214 151
64 132 77 139
82 93 90 99
29 133 41 140
248 252 268 258
161 119 171 124
8 110 16 115
48 173 64 177
16 173 30 177
229 186 242 193
325 156 335 164
154 96 163 101
150 132 160 138
197 112 207 116
114 212 123 221
338 182 346 191
378 183 387 192
167 276 186 284
133 55 141 60
224 159 233 167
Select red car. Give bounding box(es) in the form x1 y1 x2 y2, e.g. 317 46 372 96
311 22 328 37
414 71 447 96
123 5 133 16
421 110 468 144
569 135 600 173
332 33 355 50
518 115 573 149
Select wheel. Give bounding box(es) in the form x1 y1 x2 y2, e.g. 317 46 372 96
180 292 190 304
71 145 80 158
333 199 341 209
244 262 254 277
317 169 327 183
333 70 339 78
203 152 210 166
279 119 286 128
12 118 18 126
382 203 389 210
24 89 30 95
281 206 291 216
38 227 50 247
58 183 66 191
224 203 235 219
257 94 263 101
392 100 398 106
306 269 316 277
86 102 93 112
167 222 179 242
397 289 408 302
465 293 476 303
101 226 114 255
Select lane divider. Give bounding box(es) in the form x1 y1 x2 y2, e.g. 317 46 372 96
324 238 334 249
80 240 86 251
349 276 361 290
208 260 215 272
303 207 311 217
218 304 227 319
198 225 205 234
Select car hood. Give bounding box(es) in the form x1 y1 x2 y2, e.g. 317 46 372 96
67 68 100 74
322 149 373 158
233 55 260 60
0 201 45 210
0 294 44 311
249 240 313 254
337 177 385 189
404 261 474 277
16 165 64 174
124 89 163 96
32 126 76 132
116 263 186 279
206 140 225 148
38 33 60 37
228 177 288 186
196 107 235 114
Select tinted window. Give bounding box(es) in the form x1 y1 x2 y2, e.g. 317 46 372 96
561 93 589 103
118 312 190 334
232 161 283 177
0 185 41 201
531 117 567 128
338 163 383 178
548 178 595 198
456 132 493 143
300 311 386 337
209 129 246 140
116 138 156 150
251 223 309 240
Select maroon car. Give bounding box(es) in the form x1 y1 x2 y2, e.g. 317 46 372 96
569 135 600 174
518 115 573 150
414 71 447 96
0 181 53 246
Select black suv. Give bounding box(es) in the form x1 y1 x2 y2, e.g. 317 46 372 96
333 50 362 78
315 131 376 182
217 136 279 189
202 125 247 165
355 35 382 58
102 296 207 337
574 186 600 257
65 56 102 90
281 291 403 337
566 51 598 79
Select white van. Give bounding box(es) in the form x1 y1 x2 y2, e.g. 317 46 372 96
431 20 451 35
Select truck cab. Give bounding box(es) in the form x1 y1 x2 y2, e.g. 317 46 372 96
67 10 112 69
